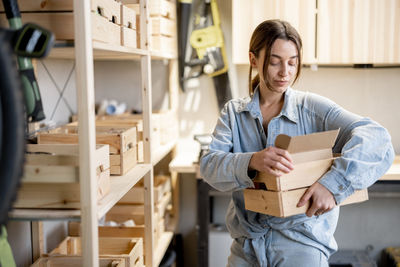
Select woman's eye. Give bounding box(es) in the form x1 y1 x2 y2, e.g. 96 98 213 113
270 61 279 66
289 61 297 66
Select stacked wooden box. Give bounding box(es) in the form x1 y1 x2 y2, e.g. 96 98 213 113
43 236 144 267
67 175 172 259
127 0 177 52
105 175 172 246
96 111 178 163
15 144 110 209
37 123 138 176
0 0 139 49
243 130 369 217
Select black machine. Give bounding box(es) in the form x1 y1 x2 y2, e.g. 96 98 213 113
178 0 232 110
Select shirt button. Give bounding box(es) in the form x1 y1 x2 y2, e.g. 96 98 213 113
338 185 344 191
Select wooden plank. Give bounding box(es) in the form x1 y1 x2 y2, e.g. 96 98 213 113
122 27 138 48
31 256 125 267
31 221 44 262
74 0 99 266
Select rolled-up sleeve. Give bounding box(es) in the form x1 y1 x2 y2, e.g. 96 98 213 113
200 103 255 192
318 103 395 204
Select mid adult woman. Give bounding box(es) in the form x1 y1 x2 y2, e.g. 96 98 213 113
200 19 394 266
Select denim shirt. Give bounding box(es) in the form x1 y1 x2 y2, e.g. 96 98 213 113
200 87 394 257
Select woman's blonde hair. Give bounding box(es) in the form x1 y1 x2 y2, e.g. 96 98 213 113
249 19 303 96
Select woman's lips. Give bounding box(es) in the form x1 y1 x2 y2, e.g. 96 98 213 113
274 80 288 86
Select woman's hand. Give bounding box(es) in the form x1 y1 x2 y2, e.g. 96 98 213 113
297 182 336 217
248 146 294 176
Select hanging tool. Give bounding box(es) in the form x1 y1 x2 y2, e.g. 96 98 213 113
178 0 232 110
2 0 49 122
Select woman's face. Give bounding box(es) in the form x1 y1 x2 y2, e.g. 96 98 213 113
251 39 298 94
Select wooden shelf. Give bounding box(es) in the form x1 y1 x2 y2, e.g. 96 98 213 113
9 209 81 221
9 164 151 221
48 41 177 60
169 152 199 173
152 140 177 165
97 163 152 218
154 231 174 267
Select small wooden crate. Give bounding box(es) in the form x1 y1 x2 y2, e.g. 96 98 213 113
0 0 122 45
151 17 176 37
0 0 121 20
14 144 110 209
50 236 143 267
126 0 176 19
244 187 369 217
121 5 137 48
106 191 171 225
119 175 171 204
68 221 163 252
38 124 137 175
31 256 125 267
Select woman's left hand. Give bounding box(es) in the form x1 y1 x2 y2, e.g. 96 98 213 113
297 182 336 217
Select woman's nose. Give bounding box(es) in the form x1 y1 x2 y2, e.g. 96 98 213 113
279 64 289 76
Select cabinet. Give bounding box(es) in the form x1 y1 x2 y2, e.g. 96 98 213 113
8 1 179 266
318 0 400 64
232 0 316 64
232 0 400 65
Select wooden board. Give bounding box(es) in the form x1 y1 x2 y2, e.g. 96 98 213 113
122 27 138 49
31 256 125 267
50 236 143 267
125 0 176 19
244 188 369 217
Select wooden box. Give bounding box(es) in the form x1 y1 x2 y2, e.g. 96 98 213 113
121 5 137 48
0 12 121 45
50 236 143 267
151 35 176 52
68 221 164 254
106 191 171 224
253 129 340 191
14 144 110 209
23 144 110 183
119 175 171 204
244 187 369 217
151 17 176 37
32 256 125 267
244 129 370 217
126 0 176 19
38 124 137 175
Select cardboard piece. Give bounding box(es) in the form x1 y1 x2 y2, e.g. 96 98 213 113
253 129 339 191
244 129 369 217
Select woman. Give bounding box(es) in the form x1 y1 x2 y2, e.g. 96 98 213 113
200 19 394 266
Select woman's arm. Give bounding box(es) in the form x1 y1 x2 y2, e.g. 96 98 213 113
200 103 256 192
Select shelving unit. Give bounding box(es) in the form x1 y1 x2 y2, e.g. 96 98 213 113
8 1 179 266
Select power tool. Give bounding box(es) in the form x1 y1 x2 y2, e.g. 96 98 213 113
178 0 232 110
2 0 49 122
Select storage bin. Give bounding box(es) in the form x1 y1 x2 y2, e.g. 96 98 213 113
50 236 143 267
38 124 137 175
14 144 110 209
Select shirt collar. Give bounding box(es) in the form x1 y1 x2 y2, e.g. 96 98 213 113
240 86 298 124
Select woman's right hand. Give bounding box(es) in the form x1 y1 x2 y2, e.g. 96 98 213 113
248 146 294 176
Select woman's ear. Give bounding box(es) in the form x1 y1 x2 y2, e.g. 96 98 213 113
249 52 257 68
